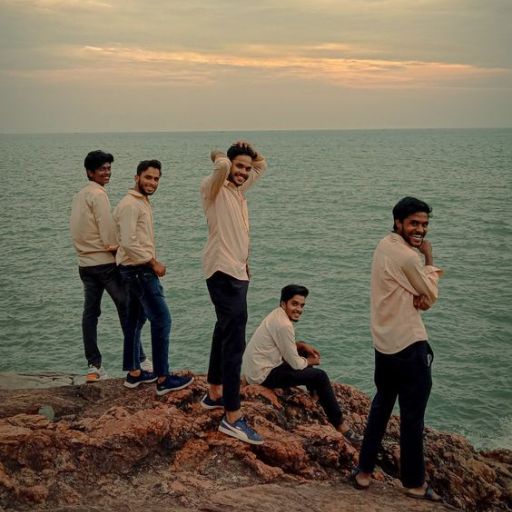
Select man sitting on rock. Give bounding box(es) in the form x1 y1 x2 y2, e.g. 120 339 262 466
242 284 361 445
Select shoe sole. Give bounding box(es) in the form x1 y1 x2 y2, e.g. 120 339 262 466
350 471 370 490
123 377 158 389
218 424 264 445
200 398 224 410
156 377 194 396
200 402 224 410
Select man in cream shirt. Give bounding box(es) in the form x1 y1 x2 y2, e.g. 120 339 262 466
200 141 266 445
353 197 443 502
114 159 193 396
243 284 362 445
70 150 150 382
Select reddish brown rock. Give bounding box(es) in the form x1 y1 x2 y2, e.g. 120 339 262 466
0 375 510 511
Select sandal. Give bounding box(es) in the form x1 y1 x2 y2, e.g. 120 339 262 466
350 467 370 490
405 485 441 502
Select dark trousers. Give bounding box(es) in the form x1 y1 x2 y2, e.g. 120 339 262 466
262 362 343 428
358 341 433 488
119 265 170 376
206 271 249 412
79 263 146 368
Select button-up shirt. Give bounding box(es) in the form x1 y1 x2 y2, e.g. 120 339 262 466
242 307 308 385
371 232 443 354
113 189 155 266
200 155 267 281
69 181 117 267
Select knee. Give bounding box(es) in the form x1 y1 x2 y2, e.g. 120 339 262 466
309 368 330 388
315 369 330 384
83 303 101 318
231 307 248 325
151 309 171 330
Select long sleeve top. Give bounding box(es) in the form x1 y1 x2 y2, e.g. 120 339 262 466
371 233 443 354
113 190 155 266
200 154 267 281
69 182 117 267
242 307 308 385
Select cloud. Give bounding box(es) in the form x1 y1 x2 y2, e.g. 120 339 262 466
4 43 507 89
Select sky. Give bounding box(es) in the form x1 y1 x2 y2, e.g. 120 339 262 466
1 0 511 133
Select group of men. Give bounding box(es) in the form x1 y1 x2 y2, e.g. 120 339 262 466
70 142 443 502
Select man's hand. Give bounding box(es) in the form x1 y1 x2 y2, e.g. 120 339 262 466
150 259 166 277
418 239 433 266
307 355 320 366
413 294 431 311
296 341 320 358
210 150 225 162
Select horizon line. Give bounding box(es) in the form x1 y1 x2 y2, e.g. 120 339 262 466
1 125 511 136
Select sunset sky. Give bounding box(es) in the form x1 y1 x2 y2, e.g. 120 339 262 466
1 0 511 133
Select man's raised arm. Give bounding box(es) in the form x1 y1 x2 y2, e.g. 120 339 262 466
201 150 230 202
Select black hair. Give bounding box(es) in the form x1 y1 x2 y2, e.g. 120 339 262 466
136 159 162 176
84 150 114 175
226 142 257 161
280 284 309 303
392 196 432 231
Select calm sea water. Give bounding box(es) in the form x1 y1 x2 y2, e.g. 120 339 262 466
1 129 511 450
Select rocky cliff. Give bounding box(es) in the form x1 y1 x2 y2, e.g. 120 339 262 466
0 375 510 512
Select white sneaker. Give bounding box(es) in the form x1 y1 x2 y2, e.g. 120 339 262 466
86 365 108 383
140 359 154 372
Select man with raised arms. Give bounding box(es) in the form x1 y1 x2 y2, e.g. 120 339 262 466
243 284 363 445
114 159 193 396
200 141 267 445
353 197 443 502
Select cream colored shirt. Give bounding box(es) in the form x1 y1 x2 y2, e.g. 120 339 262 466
200 155 267 281
242 307 308 385
371 233 443 354
113 189 155 266
69 181 117 267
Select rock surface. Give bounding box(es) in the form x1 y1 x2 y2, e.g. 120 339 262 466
0 374 510 511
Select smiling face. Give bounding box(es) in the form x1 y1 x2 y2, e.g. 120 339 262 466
394 211 429 248
87 162 111 187
228 155 253 187
135 166 161 196
280 294 306 323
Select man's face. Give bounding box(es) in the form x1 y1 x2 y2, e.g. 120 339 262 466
395 211 429 248
135 167 161 196
281 294 306 323
87 162 111 187
228 155 253 187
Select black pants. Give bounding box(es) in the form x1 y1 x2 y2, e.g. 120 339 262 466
358 341 433 488
79 263 146 368
262 362 343 428
206 271 249 412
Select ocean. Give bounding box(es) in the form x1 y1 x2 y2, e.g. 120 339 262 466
1 128 511 450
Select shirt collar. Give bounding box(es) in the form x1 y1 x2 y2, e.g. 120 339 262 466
88 181 106 191
127 189 150 203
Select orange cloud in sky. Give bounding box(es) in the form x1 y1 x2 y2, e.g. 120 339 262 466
77 45 511 87
5 44 508 89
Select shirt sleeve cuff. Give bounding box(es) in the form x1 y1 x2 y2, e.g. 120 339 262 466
425 265 444 278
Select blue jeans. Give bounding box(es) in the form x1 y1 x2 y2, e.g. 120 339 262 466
79 263 146 368
358 341 433 488
119 265 171 376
